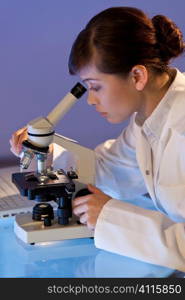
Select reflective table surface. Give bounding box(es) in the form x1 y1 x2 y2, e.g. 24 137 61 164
0 215 174 278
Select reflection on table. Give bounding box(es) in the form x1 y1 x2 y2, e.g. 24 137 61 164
0 217 174 278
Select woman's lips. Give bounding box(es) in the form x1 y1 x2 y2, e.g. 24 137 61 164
98 111 108 117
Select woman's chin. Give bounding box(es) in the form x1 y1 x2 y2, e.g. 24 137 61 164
106 117 123 124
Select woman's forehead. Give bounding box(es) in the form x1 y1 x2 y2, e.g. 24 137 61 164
79 65 116 83
79 64 100 78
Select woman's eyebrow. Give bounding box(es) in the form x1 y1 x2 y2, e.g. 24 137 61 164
82 78 100 83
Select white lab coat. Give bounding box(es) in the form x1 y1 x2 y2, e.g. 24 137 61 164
53 69 185 272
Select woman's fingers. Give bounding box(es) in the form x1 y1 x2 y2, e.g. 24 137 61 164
79 213 88 224
73 203 88 216
9 127 27 156
73 195 90 208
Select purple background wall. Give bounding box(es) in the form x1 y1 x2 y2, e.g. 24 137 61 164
1 0 185 166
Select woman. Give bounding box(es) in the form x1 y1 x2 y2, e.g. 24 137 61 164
10 7 185 271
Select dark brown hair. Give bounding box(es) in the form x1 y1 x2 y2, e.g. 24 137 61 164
68 7 185 76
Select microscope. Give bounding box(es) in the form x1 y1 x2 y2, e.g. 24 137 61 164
12 83 95 244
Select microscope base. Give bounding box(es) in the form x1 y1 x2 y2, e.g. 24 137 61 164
14 213 94 244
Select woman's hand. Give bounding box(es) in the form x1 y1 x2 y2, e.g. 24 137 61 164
9 127 28 157
73 184 111 230
10 126 54 159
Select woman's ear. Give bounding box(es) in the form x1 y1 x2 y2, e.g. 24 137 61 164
131 65 148 91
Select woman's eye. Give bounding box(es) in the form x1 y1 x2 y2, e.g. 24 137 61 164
90 86 101 92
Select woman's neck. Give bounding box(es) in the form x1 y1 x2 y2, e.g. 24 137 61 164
136 68 176 126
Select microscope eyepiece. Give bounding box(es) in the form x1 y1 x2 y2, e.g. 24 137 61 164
70 82 87 98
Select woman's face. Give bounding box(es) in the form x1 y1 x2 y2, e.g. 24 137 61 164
79 65 141 123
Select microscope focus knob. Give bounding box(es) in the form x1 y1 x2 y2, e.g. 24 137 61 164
32 203 54 226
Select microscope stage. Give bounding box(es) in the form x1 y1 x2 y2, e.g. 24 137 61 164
14 213 93 244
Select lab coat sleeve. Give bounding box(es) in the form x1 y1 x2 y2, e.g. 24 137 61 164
94 118 185 272
94 198 185 271
94 114 147 199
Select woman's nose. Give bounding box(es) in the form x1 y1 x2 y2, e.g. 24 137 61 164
87 91 99 106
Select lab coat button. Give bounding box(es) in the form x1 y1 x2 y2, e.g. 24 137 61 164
145 170 150 175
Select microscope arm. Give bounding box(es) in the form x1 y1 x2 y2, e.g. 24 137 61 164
53 133 95 186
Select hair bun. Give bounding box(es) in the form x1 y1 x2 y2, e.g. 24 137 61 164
152 15 185 63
